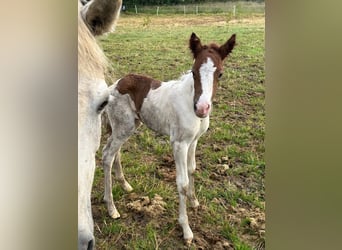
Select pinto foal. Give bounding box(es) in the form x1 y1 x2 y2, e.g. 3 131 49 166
102 33 236 244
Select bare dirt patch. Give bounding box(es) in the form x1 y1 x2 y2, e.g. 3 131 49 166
126 194 167 217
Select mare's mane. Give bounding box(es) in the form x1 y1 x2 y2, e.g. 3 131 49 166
78 4 108 80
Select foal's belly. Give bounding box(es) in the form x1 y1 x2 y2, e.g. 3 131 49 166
139 90 209 139
140 106 210 143
139 104 172 136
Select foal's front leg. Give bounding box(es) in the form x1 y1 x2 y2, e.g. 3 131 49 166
173 141 193 244
187 140 199 208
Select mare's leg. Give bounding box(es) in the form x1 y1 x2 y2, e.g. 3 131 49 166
187 140 199 208
113 150 133 192
172 140 193 244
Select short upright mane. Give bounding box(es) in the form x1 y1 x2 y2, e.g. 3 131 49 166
78 5 108 79
178 70 193 82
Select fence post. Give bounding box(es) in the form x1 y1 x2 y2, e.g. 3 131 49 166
196 5 198 15
135 5 138 14
233 5 236 17
157 6 159 16
183 5 186 15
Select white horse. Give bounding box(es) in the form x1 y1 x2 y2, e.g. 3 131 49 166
78 0 122 249
102 32 236 244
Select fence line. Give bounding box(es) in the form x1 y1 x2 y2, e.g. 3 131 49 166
121 2 265 16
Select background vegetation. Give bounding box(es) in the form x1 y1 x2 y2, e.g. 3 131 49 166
122 0 264 7
121 0 264 15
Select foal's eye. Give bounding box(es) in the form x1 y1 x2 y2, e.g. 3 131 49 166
97 99 109 114
218 72 223 79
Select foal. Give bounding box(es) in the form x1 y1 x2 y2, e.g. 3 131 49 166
102 32 236 244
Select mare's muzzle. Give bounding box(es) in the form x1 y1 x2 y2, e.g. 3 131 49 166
78 230 95 250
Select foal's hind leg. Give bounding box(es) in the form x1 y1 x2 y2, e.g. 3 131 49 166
102 123 135 218
187 140 199 208
102 90 138 219
113 150 133 192
102 135 122 218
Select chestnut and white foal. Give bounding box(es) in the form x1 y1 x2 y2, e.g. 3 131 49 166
102 32 236 244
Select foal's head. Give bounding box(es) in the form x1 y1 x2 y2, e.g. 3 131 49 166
189 33 236 118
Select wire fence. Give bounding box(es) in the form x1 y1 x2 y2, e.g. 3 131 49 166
122 1 265 16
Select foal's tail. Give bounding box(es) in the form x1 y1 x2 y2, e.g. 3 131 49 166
101 80 118 135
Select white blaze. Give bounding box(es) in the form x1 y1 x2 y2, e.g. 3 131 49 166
196 57 216 115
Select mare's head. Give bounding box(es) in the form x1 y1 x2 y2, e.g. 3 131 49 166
189 33 236 118
78 0 121 249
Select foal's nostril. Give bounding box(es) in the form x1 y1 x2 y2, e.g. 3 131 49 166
87 239 94 250
203 104 211 113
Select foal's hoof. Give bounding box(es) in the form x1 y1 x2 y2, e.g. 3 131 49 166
119 180 133 193
122 182 133 193
109 210 121 219
190 199 199 208
184 238 193 246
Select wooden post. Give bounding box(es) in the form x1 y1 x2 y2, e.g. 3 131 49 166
196 5 198 15
157 6 159 16
135 5 138 14
233 5 236 17
184 5 186 15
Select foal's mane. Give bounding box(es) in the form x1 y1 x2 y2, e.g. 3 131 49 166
178 70 193 82
78 4 108 80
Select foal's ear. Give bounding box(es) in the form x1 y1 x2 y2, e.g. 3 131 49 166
189 32 203 58
219 34 236 60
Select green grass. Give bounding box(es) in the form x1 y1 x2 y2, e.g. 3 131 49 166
222 223 251 250
94 13 265 249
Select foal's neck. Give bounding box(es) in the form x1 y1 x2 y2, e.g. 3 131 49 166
174 71 194 91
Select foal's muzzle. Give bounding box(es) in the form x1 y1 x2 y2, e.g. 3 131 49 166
194 102 211 118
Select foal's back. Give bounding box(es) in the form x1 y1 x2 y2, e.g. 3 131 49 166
108 73 201 137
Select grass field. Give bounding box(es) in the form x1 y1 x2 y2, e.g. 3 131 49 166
93 13 265 250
